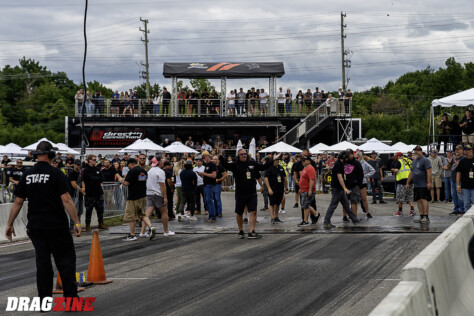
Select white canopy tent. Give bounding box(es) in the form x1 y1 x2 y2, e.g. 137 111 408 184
119 138 167 154
0 143 28 156
259 141 302 153
23 138 58 152
430 88 474 142
358 138 397 153
309 143 330 155
391 142 413 153
326 141 359 152
235 140 243 156
55 143 80 155
164 142 198 154
249 138 256 160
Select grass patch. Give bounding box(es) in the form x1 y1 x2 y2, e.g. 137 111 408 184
104 216 124 227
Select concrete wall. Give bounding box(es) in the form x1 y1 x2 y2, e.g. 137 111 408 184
370 207 474 315
0 202 98 244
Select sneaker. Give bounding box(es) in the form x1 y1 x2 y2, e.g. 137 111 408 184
163 231 175 236
123 235 137 241
449 211 460 216
371 201 377 204
243 218 249 224
195 210 201 215
420 216 430 223
204 211 209 215
217 214 223 218
409 210 416 216
275 217 283 223
311 213 321 224
139 232 150 238
189 216 197 221
352 219 360 225
413 217 421 223
205 219 216 223
149 227 156 240
271 218 276 224
342 216 349 222
177 214 183 222
367 213 373 219
393 211 404 216
260 207 268 211
298 221 309 227
238 230 245 239
323 223 336 229
379 200 387 204
248 231 262 239
293 203 299 208
279 209 286 214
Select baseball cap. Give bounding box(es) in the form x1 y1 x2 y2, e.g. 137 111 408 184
430 148 437 154
127 158 137 165
201 151 211 157
413 146 423 152
395 152 403 157
185 160 193 166
455 144 463 150
74 159 82 166
446 149 453 152
464 144 473 150
151 157 159 167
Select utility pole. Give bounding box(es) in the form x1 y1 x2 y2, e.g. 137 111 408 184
340 12 346 93
140 17 150 99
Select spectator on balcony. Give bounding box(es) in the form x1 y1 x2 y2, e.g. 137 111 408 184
285 89 292 115
313 87 322 109
75 90 84 115
91 91 100 115
304 89 312 114
122 92 133 116
236 88 246 117
152 92 160 116
85 90 93 116
321 89 327 104
98 92 105 115
460 109 474 145
144 98 153 116
259 88 269 116
190 89 199 116
111 93 120 116
248 87 257 116
131 90 140 116
344 89 352 114
296 90 304 115
201 88 210 116
227 89 236 116
337 87 345 114
201 140 212 152
327 93 337 115
277 87 285 116
162 87 171 116
178 88 187 115
450 115 462 146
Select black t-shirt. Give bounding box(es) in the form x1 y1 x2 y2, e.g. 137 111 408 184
461 116 474 134
67 169 80 196
344 159 364 189
125 166 147 200
101 167 116 182
8 166 26 182
331 159 345 190
216 165 225 183
164 169 173 194
457 157 474 189
2 158 11 165
16 161 69 230
264 164 286 192
162 91 171 102
203 161 217 185
66 158 75 166
180 169 197 194
83 165 104 197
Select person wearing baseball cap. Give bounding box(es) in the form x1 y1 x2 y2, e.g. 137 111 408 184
391 152 416 216
406 145 432 223
368 151 387 204
456 144 474 212
428 148 443 203
196 151 218 223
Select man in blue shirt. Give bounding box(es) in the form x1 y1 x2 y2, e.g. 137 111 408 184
406 146 432 223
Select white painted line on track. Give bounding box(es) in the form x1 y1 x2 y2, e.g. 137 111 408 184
0 240 31 248
374 279 400 281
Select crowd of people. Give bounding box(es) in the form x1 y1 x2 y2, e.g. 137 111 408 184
73 86 353 117
437 109 474 150
3 137 474 239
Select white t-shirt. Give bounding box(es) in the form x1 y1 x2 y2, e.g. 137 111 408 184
259 92 268 104
277 91 285 104
193 165 205 186
146 167 166 196
175 169 182 187
202 144 212 152
227 93 235 105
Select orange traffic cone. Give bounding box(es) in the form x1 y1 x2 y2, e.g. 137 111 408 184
52 272 85 294
87 231 113 284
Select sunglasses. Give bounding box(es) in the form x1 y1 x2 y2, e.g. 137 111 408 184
239 153 247 156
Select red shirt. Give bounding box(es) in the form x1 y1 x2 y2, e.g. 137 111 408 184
299 165 316 193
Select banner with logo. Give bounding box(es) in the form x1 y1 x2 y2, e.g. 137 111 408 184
163 62 285 78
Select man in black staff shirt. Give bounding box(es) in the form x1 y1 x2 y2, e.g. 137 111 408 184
292 149 319 222
264 155 288 224
82 154 108 231
5 141 81 307
163 160 176 219
219 148 277 239
68 159 85 231
323 150 360 228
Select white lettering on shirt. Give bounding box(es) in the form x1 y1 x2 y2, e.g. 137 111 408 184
26 174 50 184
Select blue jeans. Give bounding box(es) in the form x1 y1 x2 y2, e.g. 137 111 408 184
288 175 295 190
444 177 451 202
153 105 160 115
236 102 244 115
461 188 474 212
285 101 292 113
451 181 464 213
371 178 384 202
203 184 216 220
214 184 222 215
85 101 92 116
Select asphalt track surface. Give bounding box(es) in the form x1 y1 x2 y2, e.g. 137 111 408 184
0 192 458 315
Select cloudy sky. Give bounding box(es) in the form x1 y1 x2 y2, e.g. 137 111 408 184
1 0 473 95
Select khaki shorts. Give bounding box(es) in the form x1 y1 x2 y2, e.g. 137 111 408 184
462 132 474 144
123 197 146 223
432 175 442 188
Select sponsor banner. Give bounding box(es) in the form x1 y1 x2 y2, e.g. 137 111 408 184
6 297 95 312
163 62 284 78
88 129 145 147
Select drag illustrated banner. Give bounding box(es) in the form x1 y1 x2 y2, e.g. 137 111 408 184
163 62 284 78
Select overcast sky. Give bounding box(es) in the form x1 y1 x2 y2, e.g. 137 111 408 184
1 0 473 96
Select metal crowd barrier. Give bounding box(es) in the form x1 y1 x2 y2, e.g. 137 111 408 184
102 182 127 218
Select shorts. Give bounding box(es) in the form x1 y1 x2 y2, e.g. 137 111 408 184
300 192 315 209
432 175 442 188
228 102 235 109
462 132 474 144
146 195 165 209
235 193 257 214
260 103 267 111
396 184 414 203
269 191 284 206
349 186 360 204
295 184 300 194
414 187 429 201
123 197 146 223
